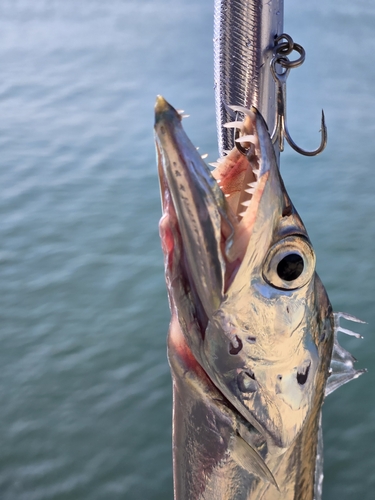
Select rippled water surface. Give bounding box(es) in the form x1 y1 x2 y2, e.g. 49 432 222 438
0 0 374 498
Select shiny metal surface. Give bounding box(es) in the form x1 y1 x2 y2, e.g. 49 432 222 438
269 35 327 156
214 1 327 160
214 0 283 155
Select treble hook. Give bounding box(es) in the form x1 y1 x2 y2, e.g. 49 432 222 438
270 34 327 157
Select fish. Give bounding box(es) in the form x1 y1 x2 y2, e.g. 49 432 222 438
154 96 365 499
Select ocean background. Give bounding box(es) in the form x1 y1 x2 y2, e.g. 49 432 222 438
0 0 373 498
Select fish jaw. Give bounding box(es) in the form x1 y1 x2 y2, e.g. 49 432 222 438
155 95 227 320
155 96 333 452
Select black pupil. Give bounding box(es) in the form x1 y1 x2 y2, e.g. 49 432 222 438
277 253 304 281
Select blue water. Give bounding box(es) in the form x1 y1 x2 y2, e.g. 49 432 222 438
0 0 373 498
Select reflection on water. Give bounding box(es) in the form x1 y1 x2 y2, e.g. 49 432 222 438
0 0 373 498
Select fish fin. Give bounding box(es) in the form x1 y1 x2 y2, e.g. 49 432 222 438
334 311 367 324
325 312 367 397
230 433 278 490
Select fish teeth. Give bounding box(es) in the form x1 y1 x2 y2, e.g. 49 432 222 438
216 179 221 184
248 182 257 188
225 194 230 198
245 187 255 195
228 105 255 117
241 200 251 207
223 121 244 129
235 135 256 144
201 153 208 159
209 162 220 168
253 168 260 178
238 210 247 217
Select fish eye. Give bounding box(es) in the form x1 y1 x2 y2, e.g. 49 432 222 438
277 253 304 281
263 236 315 290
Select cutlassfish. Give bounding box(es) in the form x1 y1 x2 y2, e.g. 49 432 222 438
154 1 365 499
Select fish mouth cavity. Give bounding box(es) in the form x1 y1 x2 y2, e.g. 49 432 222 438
210 106 262 223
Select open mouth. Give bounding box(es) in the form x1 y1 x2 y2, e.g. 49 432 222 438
206 105 273 272
211 106 262 220
154 95 278 308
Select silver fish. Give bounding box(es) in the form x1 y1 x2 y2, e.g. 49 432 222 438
154 97 365 499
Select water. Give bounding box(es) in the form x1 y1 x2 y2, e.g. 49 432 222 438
0 0 373 498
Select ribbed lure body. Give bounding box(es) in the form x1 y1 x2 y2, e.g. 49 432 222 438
214 0 283 155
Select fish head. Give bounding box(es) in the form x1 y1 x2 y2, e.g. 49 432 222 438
155 96 333 452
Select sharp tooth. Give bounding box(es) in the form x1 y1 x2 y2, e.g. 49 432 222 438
177 109 185 114
225 194 230 198
209 162 220 168
235 135 256 143
223 121 243 129
248 182 257 188
201 153 208 159
239 211 247 217
241 200 251 207
245 187 255 194
228 105 255 117
181 114 190 118
253 169 260 178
